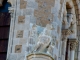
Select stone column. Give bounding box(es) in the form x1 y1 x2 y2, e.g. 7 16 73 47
69 39 78 60
61 38 67 60
61 29 71 60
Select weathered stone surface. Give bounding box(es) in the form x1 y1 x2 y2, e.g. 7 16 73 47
17 53 25 60
15 45 22 53
16 30 23 38
8 53 17 60
34 0 55 26
7 0 80 60
20 0 27 9
18 16 25 23
27 1 38 9
19 39 27 44
23 9 33 15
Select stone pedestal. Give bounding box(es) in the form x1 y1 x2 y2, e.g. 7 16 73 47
27 53 54 60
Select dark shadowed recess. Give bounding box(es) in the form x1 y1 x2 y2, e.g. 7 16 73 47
0 0 11 60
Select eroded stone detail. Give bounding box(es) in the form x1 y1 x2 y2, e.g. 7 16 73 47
20 0 27 9
16 30 23 38
34 0 55 27
15 45 22 53
18 16 25 23
69 39 78 50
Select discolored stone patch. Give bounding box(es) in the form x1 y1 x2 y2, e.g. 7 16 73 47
20 0 27 9
34 0 55 27
18 16 25 23
15 45 22 53
16 30 23 38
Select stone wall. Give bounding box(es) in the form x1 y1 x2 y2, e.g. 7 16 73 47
6 0 80 60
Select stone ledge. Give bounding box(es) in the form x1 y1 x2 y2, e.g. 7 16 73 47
27 53 54 60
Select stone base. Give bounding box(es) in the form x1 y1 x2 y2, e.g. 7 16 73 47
27 53 54 60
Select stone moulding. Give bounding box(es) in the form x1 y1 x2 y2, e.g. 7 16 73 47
27 53 54 60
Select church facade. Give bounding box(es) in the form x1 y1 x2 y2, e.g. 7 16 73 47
3 0 80 60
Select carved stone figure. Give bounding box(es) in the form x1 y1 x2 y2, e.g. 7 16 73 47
67 14 73 28
34 35 51 52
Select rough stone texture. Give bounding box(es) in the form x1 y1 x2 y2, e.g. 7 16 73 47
7 0 80 60
17 53 25 60
8 54 17 60
19 38 27 44
18 16 25 23
15 45 22 53
16 30 23 38
20 0 27 9
34 0 55 27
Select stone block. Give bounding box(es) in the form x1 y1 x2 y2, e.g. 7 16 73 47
8 53 17 60
17 53 25 60
27 1 38 9
30 16 36 24
35 13 53 27
19 38 27 44
20 0 27 9
18 16 25 23
23 9 33 15
36 0 55 7
27 53 54 60
16 30 23 38
15 45 22 53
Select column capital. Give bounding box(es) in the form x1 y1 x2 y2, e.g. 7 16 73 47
69 38 78 50
62 29 72 41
